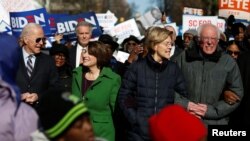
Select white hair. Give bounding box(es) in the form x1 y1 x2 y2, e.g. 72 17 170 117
197 24 220 39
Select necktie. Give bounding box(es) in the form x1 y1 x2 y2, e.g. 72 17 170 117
27 55 33 77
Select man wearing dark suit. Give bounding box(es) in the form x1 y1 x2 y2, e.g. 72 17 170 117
69 21 93 68
16 23 58 107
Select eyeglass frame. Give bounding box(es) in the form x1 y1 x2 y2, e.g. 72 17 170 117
35 37 46 43
199 36 219 42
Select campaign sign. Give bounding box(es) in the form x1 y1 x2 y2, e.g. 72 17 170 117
182 15 218 34
183 7 204 16
0 20 12 35
9 8 51 37
48 13 68 35
55 12 102 41
218 0 250 21
96 10 118 29
110 18 141 44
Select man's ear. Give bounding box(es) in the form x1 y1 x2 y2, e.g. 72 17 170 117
154 44 158 51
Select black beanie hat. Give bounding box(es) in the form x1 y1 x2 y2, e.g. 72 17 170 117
50 43 69 58
98 34 119 51
37 88 88 139
122 35 140 44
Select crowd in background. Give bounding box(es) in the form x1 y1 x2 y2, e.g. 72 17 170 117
0 13 250 141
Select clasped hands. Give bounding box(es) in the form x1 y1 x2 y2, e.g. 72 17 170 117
187 102 207 119
21 92 38 105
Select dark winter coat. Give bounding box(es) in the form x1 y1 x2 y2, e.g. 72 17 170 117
118 54 188 141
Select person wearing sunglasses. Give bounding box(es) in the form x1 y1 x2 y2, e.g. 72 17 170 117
16 23 59 108
226 41 240 60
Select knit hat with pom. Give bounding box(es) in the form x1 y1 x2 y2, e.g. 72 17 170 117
149 104 207 141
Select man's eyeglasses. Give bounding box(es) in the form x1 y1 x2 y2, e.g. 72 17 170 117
200 37 218 42
35 37 46 43
227 50 240 56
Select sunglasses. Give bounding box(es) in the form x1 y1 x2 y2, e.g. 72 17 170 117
35 37 46 43
227 50 240 55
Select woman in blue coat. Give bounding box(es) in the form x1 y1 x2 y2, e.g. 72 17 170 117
118 27 188 141
72 41 121 141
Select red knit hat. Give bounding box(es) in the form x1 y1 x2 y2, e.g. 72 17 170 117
149 105 207 141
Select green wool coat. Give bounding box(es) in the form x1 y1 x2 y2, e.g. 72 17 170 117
71 66 121 141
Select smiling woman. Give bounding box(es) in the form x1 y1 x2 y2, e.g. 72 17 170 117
71 41 121 141
118 26 188 141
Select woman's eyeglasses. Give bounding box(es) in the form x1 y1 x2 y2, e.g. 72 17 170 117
227 50 240 56
35 37 46 43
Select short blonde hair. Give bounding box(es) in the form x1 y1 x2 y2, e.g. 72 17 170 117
145 26 172 54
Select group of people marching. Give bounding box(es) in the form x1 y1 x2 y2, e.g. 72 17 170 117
1 13 250 141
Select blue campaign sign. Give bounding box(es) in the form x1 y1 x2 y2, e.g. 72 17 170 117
48 13 68 35
9 8 51 37
55 12 102 41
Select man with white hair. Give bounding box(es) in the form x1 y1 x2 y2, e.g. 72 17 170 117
175 23 243 125
16 23 58 108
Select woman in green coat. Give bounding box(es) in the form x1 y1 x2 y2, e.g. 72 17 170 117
71 41 121 141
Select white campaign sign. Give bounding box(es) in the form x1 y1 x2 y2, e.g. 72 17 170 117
110 18 141 44
0 0 42 34
218 0 250 21
96 10 117 29
182 15 219 34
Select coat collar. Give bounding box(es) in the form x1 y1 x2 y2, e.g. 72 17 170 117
73 66 114 91
185 45 222 62
146 54 169 72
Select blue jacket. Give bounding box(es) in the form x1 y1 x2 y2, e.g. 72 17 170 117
0 33 38 141
118 54 188 141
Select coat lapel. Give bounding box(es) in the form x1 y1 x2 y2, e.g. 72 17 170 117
29 54 41 80
20 52 30 80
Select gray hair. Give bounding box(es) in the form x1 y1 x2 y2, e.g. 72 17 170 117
197 23 220 39
20 23 42 38
75 21 93 34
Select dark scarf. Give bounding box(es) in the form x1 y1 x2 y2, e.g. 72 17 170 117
185 45 222 62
